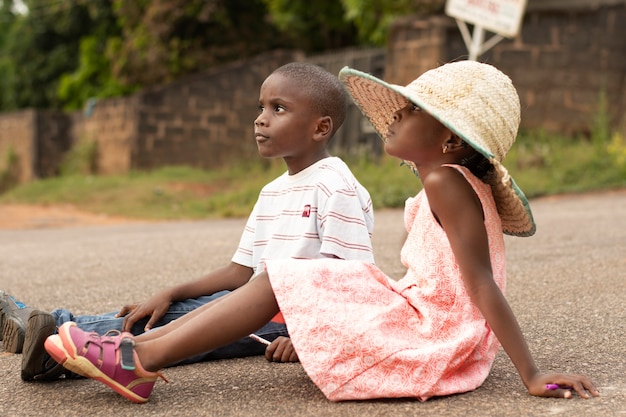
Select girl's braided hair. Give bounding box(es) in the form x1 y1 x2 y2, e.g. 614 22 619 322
459 141 495 181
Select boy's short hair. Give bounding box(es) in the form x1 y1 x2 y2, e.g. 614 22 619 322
273 62 348 136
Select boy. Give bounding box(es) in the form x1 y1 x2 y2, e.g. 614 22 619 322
2 62 375 381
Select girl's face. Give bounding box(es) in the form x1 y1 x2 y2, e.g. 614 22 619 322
384 102 451 166
254 73 323 173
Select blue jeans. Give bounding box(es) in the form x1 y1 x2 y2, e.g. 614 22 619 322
51 290 288 365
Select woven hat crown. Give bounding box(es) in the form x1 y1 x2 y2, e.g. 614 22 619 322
406 61 520 163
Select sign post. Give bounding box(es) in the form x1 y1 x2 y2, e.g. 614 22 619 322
445 0 527 60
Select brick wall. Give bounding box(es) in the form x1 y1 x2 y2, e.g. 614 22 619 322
0 110 36 183
71 96 138 175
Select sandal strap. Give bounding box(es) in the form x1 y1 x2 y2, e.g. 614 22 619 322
79 331 135 376
119 338 135 371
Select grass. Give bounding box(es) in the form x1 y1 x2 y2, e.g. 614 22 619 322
506 130 626 197
0 130 624 220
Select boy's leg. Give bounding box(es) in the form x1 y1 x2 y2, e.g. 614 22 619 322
53 291 233 336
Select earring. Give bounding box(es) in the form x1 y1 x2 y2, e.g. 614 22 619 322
442 145 448 154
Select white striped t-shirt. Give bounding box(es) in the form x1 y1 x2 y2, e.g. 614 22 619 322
231 157 375 276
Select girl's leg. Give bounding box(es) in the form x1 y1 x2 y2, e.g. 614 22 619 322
136 271 279 372
134 293 232 343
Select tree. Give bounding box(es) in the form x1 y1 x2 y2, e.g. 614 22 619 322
0 0 102 110
106 0 286 87
263 0 445 47
0 1 19 110
0 0 445 111
57 0 129 110
341 0 445 45
262 0 357 51
57 35 133 110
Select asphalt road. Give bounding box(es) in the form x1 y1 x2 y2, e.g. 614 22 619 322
1 190 625 417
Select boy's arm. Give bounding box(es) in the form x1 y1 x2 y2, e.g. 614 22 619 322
425 167 598 399
118 262 253 332
265 336 299 362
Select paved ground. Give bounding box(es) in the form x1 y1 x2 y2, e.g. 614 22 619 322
1 189 624 417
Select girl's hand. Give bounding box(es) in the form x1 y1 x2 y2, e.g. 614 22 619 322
527 373 600 399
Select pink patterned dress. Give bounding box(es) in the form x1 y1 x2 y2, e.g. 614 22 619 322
265 165 506 401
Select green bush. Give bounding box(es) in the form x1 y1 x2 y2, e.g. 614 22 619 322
0 147 19 193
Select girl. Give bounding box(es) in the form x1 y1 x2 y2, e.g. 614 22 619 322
45 61 598 403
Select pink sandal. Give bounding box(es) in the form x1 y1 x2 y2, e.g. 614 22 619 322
44 322 167 403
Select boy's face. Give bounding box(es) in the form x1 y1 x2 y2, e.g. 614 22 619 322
254 73 324 172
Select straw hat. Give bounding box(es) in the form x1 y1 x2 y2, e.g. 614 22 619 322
339 61 535 237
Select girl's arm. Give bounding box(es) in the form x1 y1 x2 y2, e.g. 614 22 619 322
424 167 599 399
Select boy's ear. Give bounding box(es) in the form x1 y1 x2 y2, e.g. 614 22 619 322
313 116 333 141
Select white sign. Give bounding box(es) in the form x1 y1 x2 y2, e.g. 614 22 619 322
445 0 527 38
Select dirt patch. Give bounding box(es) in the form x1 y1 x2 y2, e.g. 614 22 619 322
0 204 140 230
165 181 225 197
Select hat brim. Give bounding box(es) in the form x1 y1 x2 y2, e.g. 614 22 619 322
339 67 535 237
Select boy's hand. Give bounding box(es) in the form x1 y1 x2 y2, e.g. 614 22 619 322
527 373 600 399
265 336 299 363
116 292 172 332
